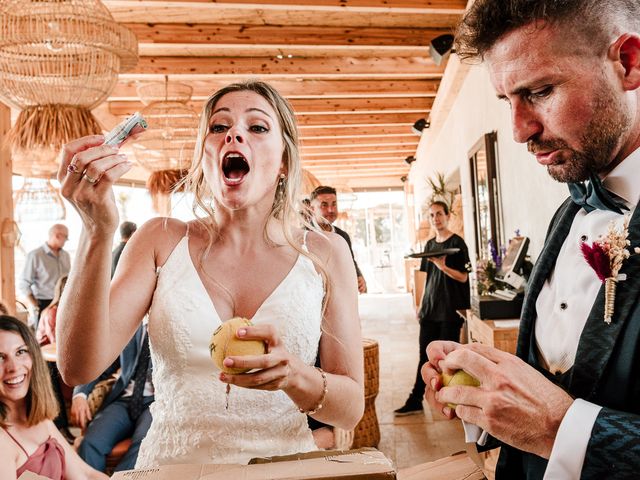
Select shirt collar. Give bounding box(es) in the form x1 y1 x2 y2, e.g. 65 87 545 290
603 146 640 208
43 242 54 255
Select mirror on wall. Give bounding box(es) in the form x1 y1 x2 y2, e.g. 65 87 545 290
469 131 503 259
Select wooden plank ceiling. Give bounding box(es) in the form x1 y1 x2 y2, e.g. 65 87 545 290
100 0 466 190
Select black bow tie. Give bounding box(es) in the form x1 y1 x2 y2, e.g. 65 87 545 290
568 172 628 214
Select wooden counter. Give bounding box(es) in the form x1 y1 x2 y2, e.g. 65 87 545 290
466 311 520 355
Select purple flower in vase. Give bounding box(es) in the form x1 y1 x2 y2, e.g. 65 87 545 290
488 239 502 268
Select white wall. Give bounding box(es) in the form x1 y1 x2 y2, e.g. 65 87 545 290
411 65 567 260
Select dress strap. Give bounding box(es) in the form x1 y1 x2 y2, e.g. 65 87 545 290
2 428 29 457
302 230 309 252
185 222 190 238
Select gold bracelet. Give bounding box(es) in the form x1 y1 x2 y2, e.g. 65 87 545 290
298 367 328 415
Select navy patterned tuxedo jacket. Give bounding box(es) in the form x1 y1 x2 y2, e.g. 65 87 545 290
496 197 640 479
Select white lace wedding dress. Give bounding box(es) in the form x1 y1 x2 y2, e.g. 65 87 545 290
135 234 323 467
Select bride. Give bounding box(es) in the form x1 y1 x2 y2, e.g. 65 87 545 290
55 81 364 466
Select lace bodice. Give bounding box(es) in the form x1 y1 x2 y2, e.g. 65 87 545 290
136 235 324 467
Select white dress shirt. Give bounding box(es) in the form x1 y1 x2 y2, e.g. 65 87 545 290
535 148 640 479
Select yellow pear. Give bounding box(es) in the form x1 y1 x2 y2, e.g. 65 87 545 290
441 370 481 409
209 317 267 374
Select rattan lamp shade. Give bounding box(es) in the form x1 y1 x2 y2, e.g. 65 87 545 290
14 178 66 222
0 0 137 108
0 0 138 177
131 81 198 172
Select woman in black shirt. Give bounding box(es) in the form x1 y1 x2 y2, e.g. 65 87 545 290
394 201 471 416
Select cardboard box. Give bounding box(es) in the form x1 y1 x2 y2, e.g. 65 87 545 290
397 452 485 480
111 448 395 480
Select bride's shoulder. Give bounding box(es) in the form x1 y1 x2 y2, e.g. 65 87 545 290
303 228 348 263
137 217 188 242
132 218 196 259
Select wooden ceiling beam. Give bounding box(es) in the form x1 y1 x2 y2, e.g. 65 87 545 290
125 24 449 47
299 125 414 136
109 79 440 101
311 170 408 179
131 56 442 76
308 168 408 176
304 161 408 169
303 147 415 157
301 140 418 149
107 97 432 116
297 114 414 126
138 44 435 59
302 154 409 162
293 97 433 112
107 0 466 11
307 168 407 175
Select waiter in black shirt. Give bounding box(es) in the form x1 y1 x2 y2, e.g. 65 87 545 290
394 200 471 416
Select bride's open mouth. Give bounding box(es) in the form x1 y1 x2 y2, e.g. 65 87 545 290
222 152 250 185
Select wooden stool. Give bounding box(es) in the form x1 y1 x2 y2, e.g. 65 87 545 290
105 438 132 475
351 338 380 448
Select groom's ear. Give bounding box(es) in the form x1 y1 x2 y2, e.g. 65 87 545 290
608 33 640 90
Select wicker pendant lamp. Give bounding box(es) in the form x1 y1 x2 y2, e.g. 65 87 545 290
14 178 66 222
0 0 138 177
131 79 198 212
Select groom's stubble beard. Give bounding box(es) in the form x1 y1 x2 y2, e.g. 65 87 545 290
527 83 631 184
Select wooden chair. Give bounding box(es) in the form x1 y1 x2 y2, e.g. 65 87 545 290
105 438 133 475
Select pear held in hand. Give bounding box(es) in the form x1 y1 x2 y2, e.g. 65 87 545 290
209 317 267 374
441 370 481 409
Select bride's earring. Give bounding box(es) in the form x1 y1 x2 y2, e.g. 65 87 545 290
277 173 287 197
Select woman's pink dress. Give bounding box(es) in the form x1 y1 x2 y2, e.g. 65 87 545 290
4 429 65 480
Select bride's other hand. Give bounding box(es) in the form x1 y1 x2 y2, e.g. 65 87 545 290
219 323 299 391
56 135 133 235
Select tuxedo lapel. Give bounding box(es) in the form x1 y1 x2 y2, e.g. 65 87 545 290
570 201 640 399
516 199 581 361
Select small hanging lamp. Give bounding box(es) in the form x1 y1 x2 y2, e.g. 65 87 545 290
14 178 66 222
131 78 198 213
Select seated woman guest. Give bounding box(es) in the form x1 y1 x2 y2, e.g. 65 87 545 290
0 315 107 479
56 80 364 466
35 275 75 444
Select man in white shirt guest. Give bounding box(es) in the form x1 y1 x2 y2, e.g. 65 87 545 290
18 223 71 328
421 1 640 479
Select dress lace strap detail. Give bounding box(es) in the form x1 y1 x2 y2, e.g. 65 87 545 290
2 428 29 457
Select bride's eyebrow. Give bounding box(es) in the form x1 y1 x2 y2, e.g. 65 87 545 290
245 107 273 119
211 107 272 120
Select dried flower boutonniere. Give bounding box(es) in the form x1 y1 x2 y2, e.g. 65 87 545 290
580 216 640 324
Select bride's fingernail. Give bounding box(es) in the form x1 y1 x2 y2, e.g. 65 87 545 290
223 358 234 367
237 329 246 337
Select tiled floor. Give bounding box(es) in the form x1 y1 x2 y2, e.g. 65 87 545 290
359 293 467 470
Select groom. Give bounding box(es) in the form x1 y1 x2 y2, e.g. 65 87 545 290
422 0 640 478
